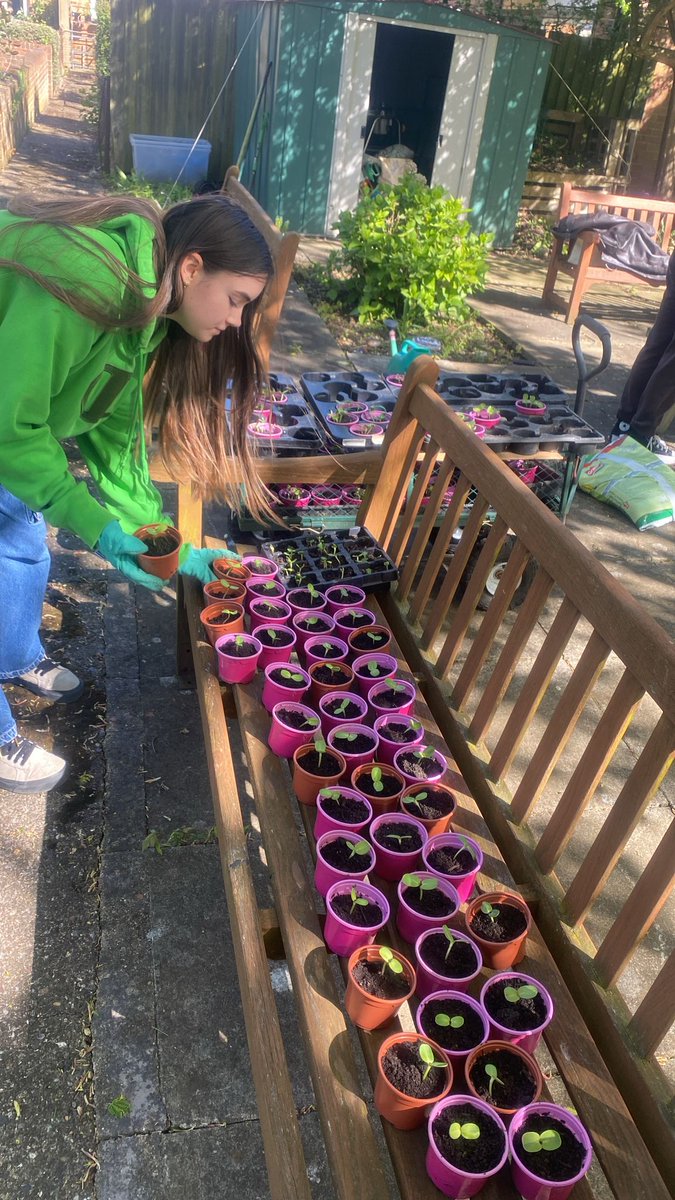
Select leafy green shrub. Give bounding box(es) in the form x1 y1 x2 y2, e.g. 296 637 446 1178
105 168 194 206
333 173 492 326
1 17 60 82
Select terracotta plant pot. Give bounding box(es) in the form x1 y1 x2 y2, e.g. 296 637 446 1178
508 1103 593 1200
213 559 251 584
375 1031 452 1131
480 971 554 1055
134 523 182 580
465 1038 543 1120
268 702 320 759
199 601 245 647
314 787 372 840
324 879 389 956
203 578 247 606
399 782 457 839
351 652 398 696
347 626 393 661
308 659 354 703
370 811 428 882
465 891 532 971
414 927 483 999
292 742 346 807
421 831 483 902
214 633 262 685
375 715 425 768
351 762 406 815
314 829 374 898
345 943 416 1031
396 872 460 945
416 989 490 1073
426 1094 509 1197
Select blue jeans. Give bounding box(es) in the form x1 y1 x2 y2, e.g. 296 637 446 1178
0 485 50 746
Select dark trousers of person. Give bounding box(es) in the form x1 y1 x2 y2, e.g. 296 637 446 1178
616 251 675 441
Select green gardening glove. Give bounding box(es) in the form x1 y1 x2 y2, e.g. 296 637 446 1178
178 544 240 585
97 520 165 592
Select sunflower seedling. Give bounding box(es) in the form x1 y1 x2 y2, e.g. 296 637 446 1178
435 1012 464 1030
480 900 500 922
349 886 369 916
314 733 327 766
442 924 456 960
402 873 438 900
379 946 404 976
346 838 371 860
419 1042 447 1081
449 1121 480 1141
521 1129 562 1153
280 669 305 683
504 983 539 1003
485 1062 504 1099
370 766 384 793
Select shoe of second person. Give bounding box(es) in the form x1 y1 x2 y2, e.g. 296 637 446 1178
0 735 68 794
13 657 84 702
645 434 675 464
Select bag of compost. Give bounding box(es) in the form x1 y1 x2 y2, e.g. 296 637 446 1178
579 436 675 530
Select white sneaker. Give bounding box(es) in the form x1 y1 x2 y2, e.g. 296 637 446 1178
645 434 675 464
0 735 68 794
13 657 84 702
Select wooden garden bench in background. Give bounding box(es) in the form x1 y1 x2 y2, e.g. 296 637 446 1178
541 182 674 322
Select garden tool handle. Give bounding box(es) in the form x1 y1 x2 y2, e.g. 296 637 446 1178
572 315 612 416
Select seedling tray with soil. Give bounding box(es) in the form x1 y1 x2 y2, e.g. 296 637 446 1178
301 369 397 449
231 372 329 454
262 527 398 593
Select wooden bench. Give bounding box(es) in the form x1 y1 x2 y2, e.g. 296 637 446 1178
541 182 674 322
173 357 673 1199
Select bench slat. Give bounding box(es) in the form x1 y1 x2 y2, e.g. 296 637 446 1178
407 472 472 622
628 951 675 1055
437 516 509 675
421 494 491 651
396 457 454 600
389 438 439 564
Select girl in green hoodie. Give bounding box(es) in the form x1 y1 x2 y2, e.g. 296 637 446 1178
0 191 273 794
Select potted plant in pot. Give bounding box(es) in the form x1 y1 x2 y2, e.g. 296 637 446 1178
350 420 384 441
465 1039 543 1120
508 1103 593 1200
426 1095 508 1198
400 783 457 838
214 632 262 686
314 786 373 840
414 925 483 998
351 762 406 815
345 944 416 1031
369 811 428 882
311 484 342 507
332 606 376 639
327 724 379 771
278 485 311 509
249 597 292 632
515 394 548 420
134 521 183 580
351 653 398 698
415 989 490 1072
324 583 366 614
245 577 287 610
203 578 247 606
242 554 279 583
422 831 483 902
255 624 297 670
375 1032 452 1131
347 626 392 658
397 872 460 945
324 879 389 956
199 601 245 646
375 716 425 767
480 972 554 1055
268 702 320 759
286 583 328 615
213 558 250 584
314 829 375 897
394 743 447 786
465 891 532 970
292 611 336 655
368 678 417 719
292 733 346 806
304 636 350 670
308 658 354 702
473 405 503 429
319 691 368 736
261 662 311 712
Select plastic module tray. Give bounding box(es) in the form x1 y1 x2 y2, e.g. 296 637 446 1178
261 527 399 593
300 371 398 449
232 372 336 454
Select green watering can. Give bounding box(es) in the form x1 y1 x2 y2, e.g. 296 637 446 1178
384 320 441 374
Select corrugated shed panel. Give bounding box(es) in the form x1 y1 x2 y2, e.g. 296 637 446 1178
470 37 551 246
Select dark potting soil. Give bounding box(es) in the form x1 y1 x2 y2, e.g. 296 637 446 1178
205 608 240 625
320 836 373 872
338 611 373 629
427 845 475 875
269 667 307 689
350 630 390 651
380 722 419 746
255 602 286 618
483 976 547 1031
357 772 402 799
249 561 273 575
432 1103 505 1173
320 793 369 823
330 893 382 927
382 1040 447 1100
250 582 283 598
397 752 441 780
222 640 256 658
401 885 456 917
298 749 343 777
373 687 412 709
141 533 178 557
276 707 317 732
297 616 332 632
325 697 362 720
330 732 374 755
312 664 350 684
419 998 485 1052
470 902 528 944
332 589 363 605
311 644 344 662
257 627 293 648
352 958 410 1000
403 787 455 819
515 1113 586 1182
372 821 424 852
469 1047 538 1110
419 931 479 979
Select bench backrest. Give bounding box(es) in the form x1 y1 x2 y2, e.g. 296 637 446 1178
221 165 300 372
560 181 675 249
359 357 675 1191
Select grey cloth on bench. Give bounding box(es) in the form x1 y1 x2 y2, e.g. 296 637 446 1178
553 212 669 282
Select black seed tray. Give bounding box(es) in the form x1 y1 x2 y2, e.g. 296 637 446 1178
228 372 333 454
301 370 397 449
261 527 399 593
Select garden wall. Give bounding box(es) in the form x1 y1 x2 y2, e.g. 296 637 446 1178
0 43 53 174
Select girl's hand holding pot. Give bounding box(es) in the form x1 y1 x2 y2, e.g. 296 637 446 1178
178 544 238 584
97 520 165 591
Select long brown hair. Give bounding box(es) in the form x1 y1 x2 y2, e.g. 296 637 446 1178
4 192 275 520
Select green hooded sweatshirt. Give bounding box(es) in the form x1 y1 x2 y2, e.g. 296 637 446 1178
0 210 168 548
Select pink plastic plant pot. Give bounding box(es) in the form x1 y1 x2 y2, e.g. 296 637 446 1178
374 714 425 766
214 633 262 686
426 1095 509 1198
314 787 373 840
480 972 554 1056
314 829 375 898
339 487 365 509
278 486 311 509
332 606 376 641
393 745 448 787
414 928 484 999
351 653 398 697
261 662 311 713
368 678 417 720
245 577 287 612
255 624 297 671
249 597 292 632
385 373 404 390
515 399 547 419
324 879 390 957
292 610 336 656
422 832 484 904
416 989 490 1072
247 421 283 440
285 586 328 617
268 702 320 759
242 555 279 583
349 421 384 439
324 584 366 615
508 1103 593 1200
310 485 342 507
319 690 368 737
473 411 502 429
369 811 428 882
327 724 380 772
396 873 460 945
303 635 350 670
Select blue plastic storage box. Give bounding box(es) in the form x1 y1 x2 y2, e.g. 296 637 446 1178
129 134 212 185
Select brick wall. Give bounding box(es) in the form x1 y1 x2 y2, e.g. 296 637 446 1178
0 44 54 174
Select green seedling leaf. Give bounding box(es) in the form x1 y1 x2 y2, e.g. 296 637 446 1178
367 661 381 676
419 1042 447 1081
434 1013 464 1029
403 872 421 888
334 699 350 716
335 731 358 742
371 765 384 793
346 839 371 858
410 719 422 731
480 901 500 921
521 1129 562 1154
379 946 404 976
443 925 456 959
449 1121 480 1141
280 669 304 682
107 1095 132 1118
267 629 279 641
504 984 539 1003
304 716 320 728
402 793 422 810
349 886 369 915
418 745 436 759
321 788 342 802
485 1062 504 1098
421 878 438 892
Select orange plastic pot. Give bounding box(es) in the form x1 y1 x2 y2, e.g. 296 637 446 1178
203 579 247 606
308 660 355 704
213 558 251 583
199 601 245 647
464 891 532 970
399 782 457 838
351 762 406 815
464 1039 543 1119
292 744 347 807
375 1031 452 1130
347 624 392 658
134 523 182 580
345 944 416 1031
